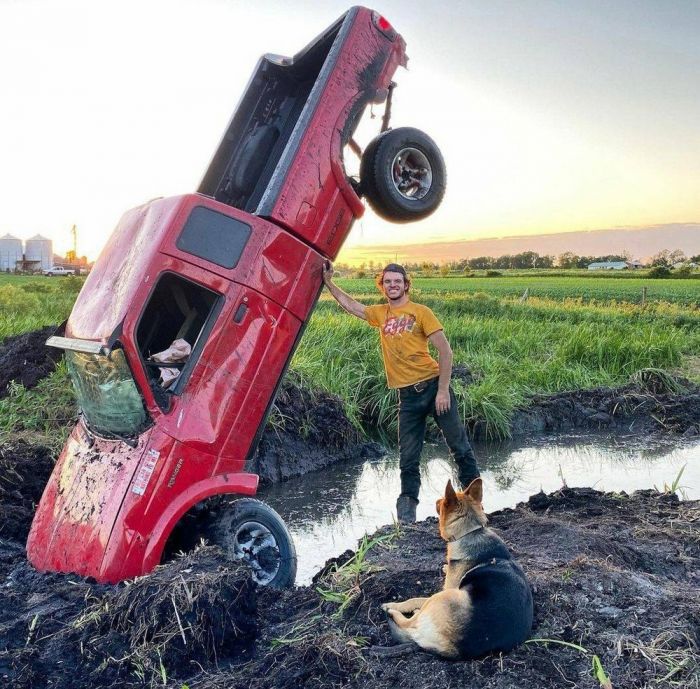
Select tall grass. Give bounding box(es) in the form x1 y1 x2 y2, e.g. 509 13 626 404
294 289 698 439
0 274 698 442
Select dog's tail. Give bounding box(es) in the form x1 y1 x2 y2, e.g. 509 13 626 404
366 642 420 658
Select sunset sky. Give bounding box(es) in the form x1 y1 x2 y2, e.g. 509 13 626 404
1 0 698 263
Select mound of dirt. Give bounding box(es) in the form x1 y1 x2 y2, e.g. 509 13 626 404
4 487 696 689
502 379 700 440
0 443 54 544
0 547 257 689
251 379 384 484
0 327 61 399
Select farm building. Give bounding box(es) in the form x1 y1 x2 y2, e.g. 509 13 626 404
587 261 628 270
24 234 53 271
0 233 23 271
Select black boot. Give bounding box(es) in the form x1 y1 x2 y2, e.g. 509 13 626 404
396 495 418 524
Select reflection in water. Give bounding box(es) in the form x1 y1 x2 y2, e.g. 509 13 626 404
259 433 699 584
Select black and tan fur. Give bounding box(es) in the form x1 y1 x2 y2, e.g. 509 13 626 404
382 479 533 659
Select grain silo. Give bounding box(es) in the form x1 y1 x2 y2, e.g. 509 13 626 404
0 233 23 271
25 234 53 271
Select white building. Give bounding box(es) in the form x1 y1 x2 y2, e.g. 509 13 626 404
0 233 23 271
25 234 53 271
587 261 628 270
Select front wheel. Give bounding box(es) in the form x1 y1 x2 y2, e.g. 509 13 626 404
205 498 297 588
360 127 446 223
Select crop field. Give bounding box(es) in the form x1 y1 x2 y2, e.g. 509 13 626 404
1 273 699 443
341 274 700 306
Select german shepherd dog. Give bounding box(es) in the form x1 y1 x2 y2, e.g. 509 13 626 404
382 479 533 659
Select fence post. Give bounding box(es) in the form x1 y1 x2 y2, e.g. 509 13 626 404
641 286 647 306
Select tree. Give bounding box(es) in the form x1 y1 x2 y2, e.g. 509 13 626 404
421 261 435 277
557 252 579 269
439 263 451 278
649 250 671 267
469 256 492 270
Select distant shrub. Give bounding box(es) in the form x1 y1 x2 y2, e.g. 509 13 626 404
648 266 671 279
0 285 39 311
21 282 53 294
485 270 502 277
673 265 693 279
58 275 84 293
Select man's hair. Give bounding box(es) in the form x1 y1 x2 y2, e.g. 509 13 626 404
375 263 410 294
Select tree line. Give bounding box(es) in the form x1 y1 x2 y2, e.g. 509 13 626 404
334 249 699 278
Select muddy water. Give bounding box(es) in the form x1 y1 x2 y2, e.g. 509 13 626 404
259 433 700 585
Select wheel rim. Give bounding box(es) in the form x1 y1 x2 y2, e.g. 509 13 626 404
391 147 433 200
231 520 281 585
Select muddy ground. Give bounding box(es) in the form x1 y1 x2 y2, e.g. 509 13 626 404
1 329 700 687
0 327 61 399
1 483 698 688
506 378 700 440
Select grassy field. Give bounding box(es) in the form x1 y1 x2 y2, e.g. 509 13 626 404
1 273 699 444
342 275 700 306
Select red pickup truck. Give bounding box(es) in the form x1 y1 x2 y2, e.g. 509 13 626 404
27 6 445 587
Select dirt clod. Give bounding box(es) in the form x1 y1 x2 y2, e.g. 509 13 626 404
0 327 61 398
0 442 54 544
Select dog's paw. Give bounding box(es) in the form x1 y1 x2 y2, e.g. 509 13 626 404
381 602 397 613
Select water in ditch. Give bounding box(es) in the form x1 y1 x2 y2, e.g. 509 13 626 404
259 432 700 584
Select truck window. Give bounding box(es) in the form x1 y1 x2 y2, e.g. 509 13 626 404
176 206 251 269
136 273 222 402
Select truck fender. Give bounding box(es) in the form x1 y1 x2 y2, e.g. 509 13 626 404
141 472 259 570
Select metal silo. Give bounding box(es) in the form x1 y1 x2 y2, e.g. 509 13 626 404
0 233 23 272
25 234 54 271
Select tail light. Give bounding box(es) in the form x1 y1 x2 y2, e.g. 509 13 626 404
372 11 396 40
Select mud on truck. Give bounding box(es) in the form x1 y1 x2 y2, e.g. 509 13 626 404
27 6 446 587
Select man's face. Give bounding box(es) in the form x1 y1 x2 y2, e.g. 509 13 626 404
382 271 407 300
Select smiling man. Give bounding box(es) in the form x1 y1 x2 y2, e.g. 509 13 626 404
323 262 480 523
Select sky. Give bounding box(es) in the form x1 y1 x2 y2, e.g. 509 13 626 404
1 0 699 263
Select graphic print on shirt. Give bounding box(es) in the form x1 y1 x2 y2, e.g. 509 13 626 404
382 314 416 337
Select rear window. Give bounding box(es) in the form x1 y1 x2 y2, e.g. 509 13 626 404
176 206 251 269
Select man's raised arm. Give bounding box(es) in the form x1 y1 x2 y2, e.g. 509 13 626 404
323 263 367 320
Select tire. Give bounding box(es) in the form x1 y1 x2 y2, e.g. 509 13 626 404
360 127 446 223
205 498 296 588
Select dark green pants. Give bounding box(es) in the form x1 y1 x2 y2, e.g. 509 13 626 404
398 377 479 501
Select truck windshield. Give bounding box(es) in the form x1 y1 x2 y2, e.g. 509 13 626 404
65 349 148 437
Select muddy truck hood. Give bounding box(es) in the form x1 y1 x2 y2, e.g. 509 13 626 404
26 423 154 578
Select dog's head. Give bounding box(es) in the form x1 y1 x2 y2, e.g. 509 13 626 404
435 479 487 541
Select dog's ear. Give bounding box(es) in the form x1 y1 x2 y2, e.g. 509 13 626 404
444 480 457 507
435 497 443 515
466 477 483 503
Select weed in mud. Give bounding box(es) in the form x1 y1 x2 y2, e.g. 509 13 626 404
316 530 398 619
655 463 687 497
270 615 323 648
526 638 612 689
621 630 699 688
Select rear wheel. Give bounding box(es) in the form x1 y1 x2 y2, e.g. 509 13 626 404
360 127 446 223
205 498 297 588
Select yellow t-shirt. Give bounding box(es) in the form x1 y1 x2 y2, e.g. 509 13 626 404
365 301 443 389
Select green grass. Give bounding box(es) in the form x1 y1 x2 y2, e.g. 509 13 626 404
295 279 700 438
340 274 700 306
1 273 698 443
